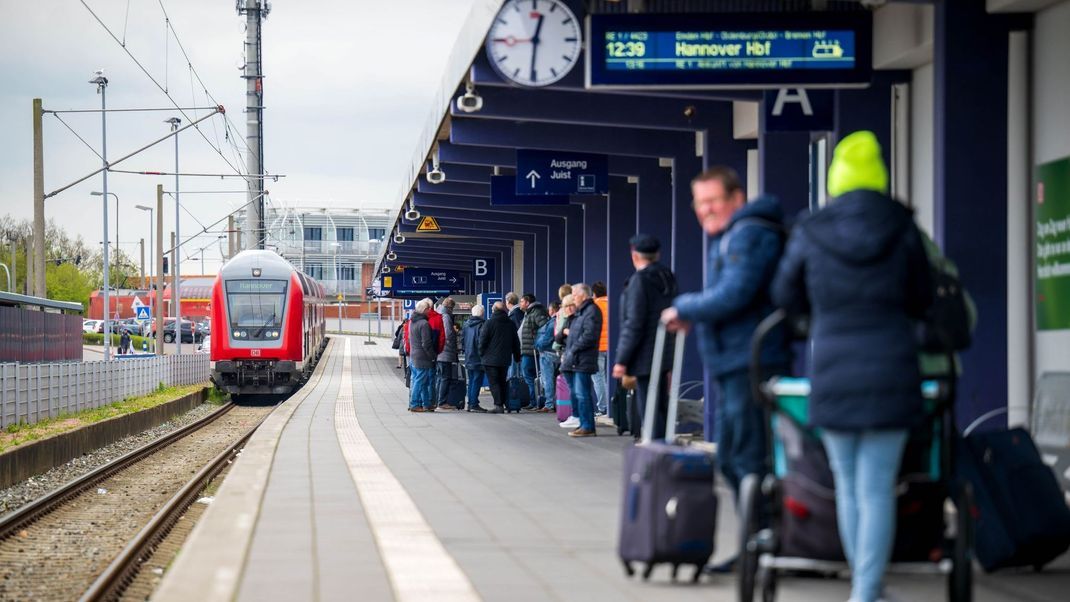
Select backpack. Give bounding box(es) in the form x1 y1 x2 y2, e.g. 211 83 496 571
534 318 556 352
919 267 972 352
392 323 404 350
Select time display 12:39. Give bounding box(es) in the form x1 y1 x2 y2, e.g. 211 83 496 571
606 40 647 58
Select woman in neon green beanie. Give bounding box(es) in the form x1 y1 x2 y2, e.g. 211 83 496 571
772 130 934 602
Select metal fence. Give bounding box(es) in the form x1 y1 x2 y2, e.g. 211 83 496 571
0 354 209 428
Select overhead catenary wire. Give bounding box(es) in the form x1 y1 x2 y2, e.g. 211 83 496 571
51 113 104 161
44 106 219 114
78 0 265 187
109 169 283 179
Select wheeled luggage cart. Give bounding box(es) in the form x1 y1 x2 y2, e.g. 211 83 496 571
738 310 974 602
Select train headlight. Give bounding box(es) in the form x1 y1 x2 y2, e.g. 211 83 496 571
270 331 279 338
234 330 242 338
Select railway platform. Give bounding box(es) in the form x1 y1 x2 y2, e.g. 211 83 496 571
155 336 1070 602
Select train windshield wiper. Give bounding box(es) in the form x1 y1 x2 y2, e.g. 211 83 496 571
253 311 277 338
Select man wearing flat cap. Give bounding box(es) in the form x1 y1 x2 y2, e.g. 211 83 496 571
612 233 679 439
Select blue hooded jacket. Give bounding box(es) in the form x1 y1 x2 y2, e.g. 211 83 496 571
771 189 933 430
673 196 790 376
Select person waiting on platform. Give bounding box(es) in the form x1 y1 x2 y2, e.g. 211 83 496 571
435 297 461 410
661 165 790 573
559 283 602 438
612 234 678 440
772 131 933 602
518 293 550 411
591 281 610 420
406 300 437 413
479 301 521 414
462 304 488 413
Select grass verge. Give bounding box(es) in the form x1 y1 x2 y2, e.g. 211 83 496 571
0 383 209 454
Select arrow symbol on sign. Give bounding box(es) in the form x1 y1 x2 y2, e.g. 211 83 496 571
449 277 458 283
526 170 541 188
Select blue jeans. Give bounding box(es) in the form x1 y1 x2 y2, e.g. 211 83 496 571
821 429 909 602
570 371 596 431
538 352 557 409
520 355 537 407
409 367 433 410
466 366 485 409
715 367 772 496
594 352 608 414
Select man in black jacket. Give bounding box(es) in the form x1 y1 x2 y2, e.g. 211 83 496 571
479 302 522 414
560 283 602 437
612 234 679 439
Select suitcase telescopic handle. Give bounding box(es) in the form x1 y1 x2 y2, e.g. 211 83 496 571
641 323 687 444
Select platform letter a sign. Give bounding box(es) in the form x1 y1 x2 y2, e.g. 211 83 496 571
772 88 813 116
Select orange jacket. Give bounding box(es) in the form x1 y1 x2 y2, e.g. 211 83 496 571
594 296 609 353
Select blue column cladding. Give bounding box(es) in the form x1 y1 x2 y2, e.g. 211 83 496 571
935 0 1012 430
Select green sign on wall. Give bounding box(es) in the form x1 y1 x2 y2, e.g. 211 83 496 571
1036 156 1070 330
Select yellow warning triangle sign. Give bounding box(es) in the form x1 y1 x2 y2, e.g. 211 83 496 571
416 216 441 232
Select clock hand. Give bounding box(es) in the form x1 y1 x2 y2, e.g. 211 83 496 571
530 14 544 82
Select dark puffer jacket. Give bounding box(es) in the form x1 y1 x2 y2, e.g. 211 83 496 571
479 309 521 368
615 262 679 376
461 315 485 370
407 313 437 370
561 299 602 374
673 196 790 376
519 302 550 356
772 189 933 430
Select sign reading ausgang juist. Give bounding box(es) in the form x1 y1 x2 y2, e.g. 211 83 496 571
490 176 570 206
516 149 609 196
402 268 467 292
586 12 871 89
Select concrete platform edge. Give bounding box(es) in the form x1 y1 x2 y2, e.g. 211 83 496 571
153 339 335 602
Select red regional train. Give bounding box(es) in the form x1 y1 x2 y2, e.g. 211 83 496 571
209 250 327 396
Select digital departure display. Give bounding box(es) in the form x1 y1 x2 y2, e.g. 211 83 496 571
587 13 871 89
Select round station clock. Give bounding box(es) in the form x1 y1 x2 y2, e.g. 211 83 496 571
485 0 582 87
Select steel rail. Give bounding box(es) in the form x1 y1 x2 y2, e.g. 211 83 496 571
0 400 234 541
80 411 269 601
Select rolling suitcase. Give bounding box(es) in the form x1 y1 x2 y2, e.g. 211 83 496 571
507 362 530 413
445 364 467 409
958 413 1070 572
617 326 717 582
556 373 572 421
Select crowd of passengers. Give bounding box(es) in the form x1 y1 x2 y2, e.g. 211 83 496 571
394 131 970 602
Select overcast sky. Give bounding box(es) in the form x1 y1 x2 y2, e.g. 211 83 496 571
0 0 480 273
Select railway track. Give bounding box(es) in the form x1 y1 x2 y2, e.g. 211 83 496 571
0 401 274 601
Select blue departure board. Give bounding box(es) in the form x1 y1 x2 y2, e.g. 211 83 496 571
586 13 871 89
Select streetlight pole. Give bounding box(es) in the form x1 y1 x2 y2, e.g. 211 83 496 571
166 117 182 354
90 71 111 360
91 191 119 288
135 204 154 337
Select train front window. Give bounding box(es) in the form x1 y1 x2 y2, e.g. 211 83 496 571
226 279 287 341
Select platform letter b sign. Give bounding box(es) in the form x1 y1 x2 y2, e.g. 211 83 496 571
473 258 494 282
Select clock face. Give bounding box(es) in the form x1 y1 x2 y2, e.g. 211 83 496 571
485 0 582 87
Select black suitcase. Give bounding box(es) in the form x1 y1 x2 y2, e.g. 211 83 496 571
958 419 1070 572
444 365 467 409
507 363 529 413
618 327 717 582
611 383 635 436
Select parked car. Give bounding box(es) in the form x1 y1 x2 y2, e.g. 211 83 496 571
161 318 202 344
83 319 101 333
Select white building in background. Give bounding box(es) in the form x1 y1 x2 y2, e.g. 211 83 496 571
262 206 391 297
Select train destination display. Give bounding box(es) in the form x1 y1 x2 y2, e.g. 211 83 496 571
586 13 871 89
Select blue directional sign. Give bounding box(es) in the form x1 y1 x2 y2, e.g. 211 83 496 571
402 299 415 310
473 258 496 282
403 268 466 290
135 306 151 320
490 176 570 206
516 150 609 196
763 88 834 132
